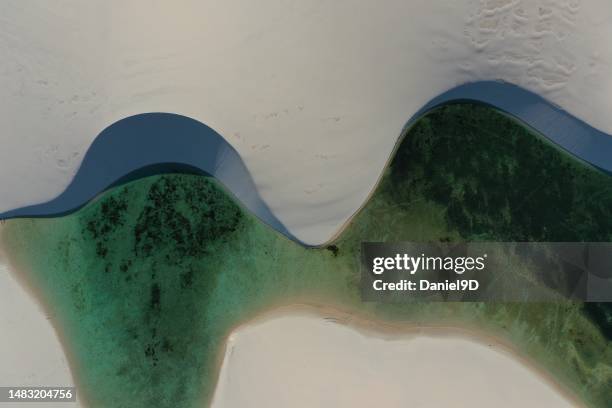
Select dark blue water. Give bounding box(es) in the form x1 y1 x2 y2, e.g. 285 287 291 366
1 81 611 243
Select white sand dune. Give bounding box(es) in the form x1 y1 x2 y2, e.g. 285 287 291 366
1 1 611 244
0 2 609 405
211 310 580 408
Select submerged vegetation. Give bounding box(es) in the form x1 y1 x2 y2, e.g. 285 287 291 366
3 104 612 407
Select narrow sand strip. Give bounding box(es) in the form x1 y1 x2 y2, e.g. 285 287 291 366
211 305 583 408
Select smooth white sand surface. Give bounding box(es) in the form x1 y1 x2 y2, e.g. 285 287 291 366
1 1 611 244
211 311 579 408
0 248 82 407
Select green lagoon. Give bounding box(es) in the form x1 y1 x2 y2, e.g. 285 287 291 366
3 104 612 407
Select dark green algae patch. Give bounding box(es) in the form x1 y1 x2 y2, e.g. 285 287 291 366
4 104 612 407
